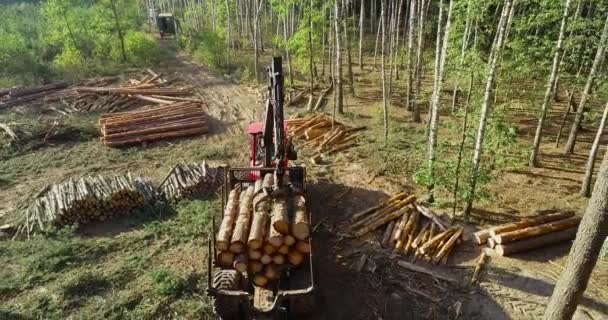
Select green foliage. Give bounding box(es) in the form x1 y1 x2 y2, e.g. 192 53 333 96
190 30 228 70
124 32 163 67
149 268 187 297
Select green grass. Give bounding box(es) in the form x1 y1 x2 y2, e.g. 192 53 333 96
0 198 218 319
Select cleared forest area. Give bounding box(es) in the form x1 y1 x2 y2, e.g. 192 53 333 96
1 0 607 319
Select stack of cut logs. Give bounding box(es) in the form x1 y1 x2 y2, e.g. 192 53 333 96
15 174 156 238
474 211 580 256
160 162 225 202
286 113 365 160
0 81 70 109
1 70 198 113
351 192 462 264
215 173 310 287
99 101 209 147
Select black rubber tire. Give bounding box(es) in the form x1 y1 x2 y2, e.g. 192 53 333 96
213 270 242 320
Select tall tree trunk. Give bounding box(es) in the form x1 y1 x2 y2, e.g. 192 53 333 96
344 9 355 94
427 0 454 202
412 0 426 123
252 0 264 82
529 0 572 167
453 72 474 216
543 150 608 320
405 0 417 113
373 17 382 68
580 102 608 197
392 0 404 81
463 0 512 219
381 0 389 143
334 0 344 114
307 0 315 111
358 0 364 69
224 0 232 65
450 0 472 113
283 16 294 100
109 0 127 63
427 0 445 135
564 14 608 155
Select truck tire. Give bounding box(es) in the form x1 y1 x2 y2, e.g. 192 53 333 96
213 270 242 320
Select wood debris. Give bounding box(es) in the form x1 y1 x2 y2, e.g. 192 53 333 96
98 101 209 147
286 113 365 158
14 174 156 239
350 192 461 265
215 173 310 288
1 71 198 114
159 162 224 202
476 210 580 256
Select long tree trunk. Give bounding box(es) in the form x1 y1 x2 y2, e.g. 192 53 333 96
463 0 512 219
450 0 472 113
580 102 608 197
381 0 388 143
543 150 608 320
334 0 344 114
253 0 264 82
343 8 355 94
412 0 427 123
109 0 127 63
563 13 608 155
452 72 474 216
405 0 417 113
307 0 315 111
428 0 454 202
529 0 572 167
358 0 364 69
373 17 382 68
282 16 294 101
224 0 232 65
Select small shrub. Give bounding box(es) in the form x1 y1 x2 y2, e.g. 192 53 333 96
124 32 162 67
149 268 187 297
52 46 87 79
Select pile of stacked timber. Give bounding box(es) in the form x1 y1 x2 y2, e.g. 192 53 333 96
474 210 580 257
286 113 365 159
1 70 197 113
215 173 311 287
351 192 462 264
160 162 225 202
14 174 156 239
98 101 209 147
0 82 70 109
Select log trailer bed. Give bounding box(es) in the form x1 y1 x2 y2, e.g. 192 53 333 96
206 57 316 320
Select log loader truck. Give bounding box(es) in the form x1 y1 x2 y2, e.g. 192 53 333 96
206 57 315 319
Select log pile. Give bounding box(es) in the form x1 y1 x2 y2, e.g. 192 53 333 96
351 192 462 264
474 211 580 256
98 101 209 147
1 70 197 113
0 81 71 109
286 113 365 159
14 174 156 238
215 173 311 288
159 162 225 202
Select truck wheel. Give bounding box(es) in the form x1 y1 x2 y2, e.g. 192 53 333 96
213 270 242 320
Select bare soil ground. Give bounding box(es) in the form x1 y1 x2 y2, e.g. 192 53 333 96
1 46 606 319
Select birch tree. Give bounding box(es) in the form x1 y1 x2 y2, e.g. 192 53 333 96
252 0 264 82
334 0 344 114
529 0 572 167
463 0 513 218
358 0 364 69
381 0 389 142
580 102 608 197
563 13 608 155
412 0 427 123
428 0 454 201
405 0 417 114
544 149 608 320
